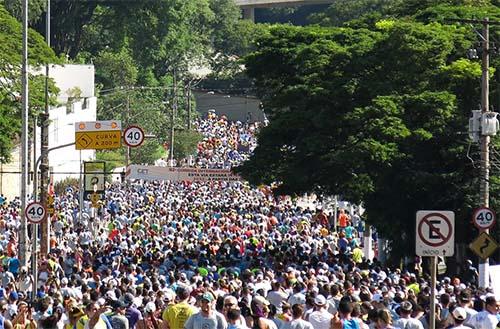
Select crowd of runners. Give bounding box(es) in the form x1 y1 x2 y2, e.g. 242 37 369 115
0 113 497 329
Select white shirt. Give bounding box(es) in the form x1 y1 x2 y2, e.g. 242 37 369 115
468 311 499 329
308 309 333 329
283 318 314 329
394 317 424 329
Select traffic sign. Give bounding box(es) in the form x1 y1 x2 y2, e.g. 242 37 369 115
75 120 122 150
47 195 55 215
123 125 145 148
472 207 496 230
469 232 498 260
416 211 455 257
83 161 106 200
90 193 100 208
25 202 46 224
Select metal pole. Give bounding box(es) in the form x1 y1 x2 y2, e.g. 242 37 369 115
430 256 437 329
479 18 490 288
32 117 38 300
187 84 192 130
169 70 177 166
19 0 29 267
126 94 130 167
332 195 338 232
79 151 83 223
39 0 51 256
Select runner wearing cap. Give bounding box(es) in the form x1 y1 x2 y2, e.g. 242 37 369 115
449 307 468 329
393 301 423 329
307 295 333 329
162 286 197 329
184 293 227 329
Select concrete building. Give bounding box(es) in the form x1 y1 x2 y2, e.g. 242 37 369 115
235 0 334 20
194 91 264 123
0 64 96 200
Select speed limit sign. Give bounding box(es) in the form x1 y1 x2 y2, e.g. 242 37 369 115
472 207 496 230
123 125 145 148
25 202 46 224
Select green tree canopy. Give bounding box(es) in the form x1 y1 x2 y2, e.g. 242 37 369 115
236 17 500 258
0 4 59 163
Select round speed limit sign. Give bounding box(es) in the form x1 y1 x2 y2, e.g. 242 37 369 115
472 207 496 230
25 202 46 224
123 125 145 148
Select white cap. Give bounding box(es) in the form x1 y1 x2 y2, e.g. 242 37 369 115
452 307 467 321
314 295 327 306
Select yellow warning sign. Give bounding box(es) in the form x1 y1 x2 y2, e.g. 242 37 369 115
75 131 121 150
469 232 499 260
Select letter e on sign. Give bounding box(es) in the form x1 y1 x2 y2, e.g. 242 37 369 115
416 210 455 257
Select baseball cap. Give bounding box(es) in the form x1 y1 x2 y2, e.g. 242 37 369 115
400 301 413 312
123 293 134 307
253 295 270 306
452 307 467 321
9 291 18 301
314 295 327 306
201 293 214 302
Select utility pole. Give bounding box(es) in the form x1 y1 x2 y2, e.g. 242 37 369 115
478 18 490 289
39 0 51 257
125 94 131 167
169 70 177 166
187 83 192 130
31 117 38 300
450 17 500 288
19 0 29 267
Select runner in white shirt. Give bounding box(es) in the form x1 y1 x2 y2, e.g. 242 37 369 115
308 295 333 329
468 296 499 329
449 307 470 329
283 304 314 329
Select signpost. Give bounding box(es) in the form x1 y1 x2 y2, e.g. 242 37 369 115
25 202 46 224
472 207 496 230
416 210 455 329
83 161 106 201
75 120 122 150
47 195 54 215
123 125 145 148
470 232 499 260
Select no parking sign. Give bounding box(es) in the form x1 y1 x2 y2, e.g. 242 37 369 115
416 211 455 257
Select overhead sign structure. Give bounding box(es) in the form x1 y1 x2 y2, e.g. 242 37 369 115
123 125 145 148
25 202 46 224
416 211 455 257
470 232 499 260
126 165 241 182
472 207 496 230
84 161 106 200
75 120 122 150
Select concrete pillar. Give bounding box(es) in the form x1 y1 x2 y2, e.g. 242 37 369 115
242 7 255 21
363 225 373 261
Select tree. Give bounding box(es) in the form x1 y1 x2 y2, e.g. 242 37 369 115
235 17 500 259
0 4 59 163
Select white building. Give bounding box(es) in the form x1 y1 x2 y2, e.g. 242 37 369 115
0 64 97 200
